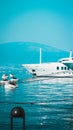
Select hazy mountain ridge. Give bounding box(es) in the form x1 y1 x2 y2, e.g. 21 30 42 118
0 42 69 64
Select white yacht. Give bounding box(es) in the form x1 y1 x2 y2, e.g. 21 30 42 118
22 49 73 77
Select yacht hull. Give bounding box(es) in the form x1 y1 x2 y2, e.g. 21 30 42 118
22 62 73 77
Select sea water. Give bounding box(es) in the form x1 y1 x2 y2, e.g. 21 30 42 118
0 64 73 130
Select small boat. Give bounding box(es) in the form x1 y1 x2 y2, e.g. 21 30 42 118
0 74 8 85
4 82 17 89
4 74 18 89
9 74 18 84
2 74 8 80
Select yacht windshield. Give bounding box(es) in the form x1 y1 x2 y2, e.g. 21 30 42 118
59 58 70 62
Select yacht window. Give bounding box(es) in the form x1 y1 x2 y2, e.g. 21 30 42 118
32 69 35 72
64 67 66 70
61 67 63 70
57 67 59 70
33 73 36 76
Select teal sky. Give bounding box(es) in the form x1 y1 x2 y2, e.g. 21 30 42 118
0 0 73 51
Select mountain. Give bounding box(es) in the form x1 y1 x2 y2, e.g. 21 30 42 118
0 42 69 65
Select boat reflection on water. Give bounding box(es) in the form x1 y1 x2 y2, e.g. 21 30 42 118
40 77 73 85
22 76 73 85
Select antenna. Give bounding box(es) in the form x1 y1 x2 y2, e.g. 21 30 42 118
40 48 42 64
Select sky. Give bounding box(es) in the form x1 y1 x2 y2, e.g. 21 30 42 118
0 0 73 51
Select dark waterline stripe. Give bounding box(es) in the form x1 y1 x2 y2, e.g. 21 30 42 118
0 97 73 105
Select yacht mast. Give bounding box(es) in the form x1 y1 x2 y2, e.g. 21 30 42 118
70 50 72 60
40 48 42 64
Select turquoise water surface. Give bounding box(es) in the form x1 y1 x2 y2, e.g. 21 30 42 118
0 64 73 130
